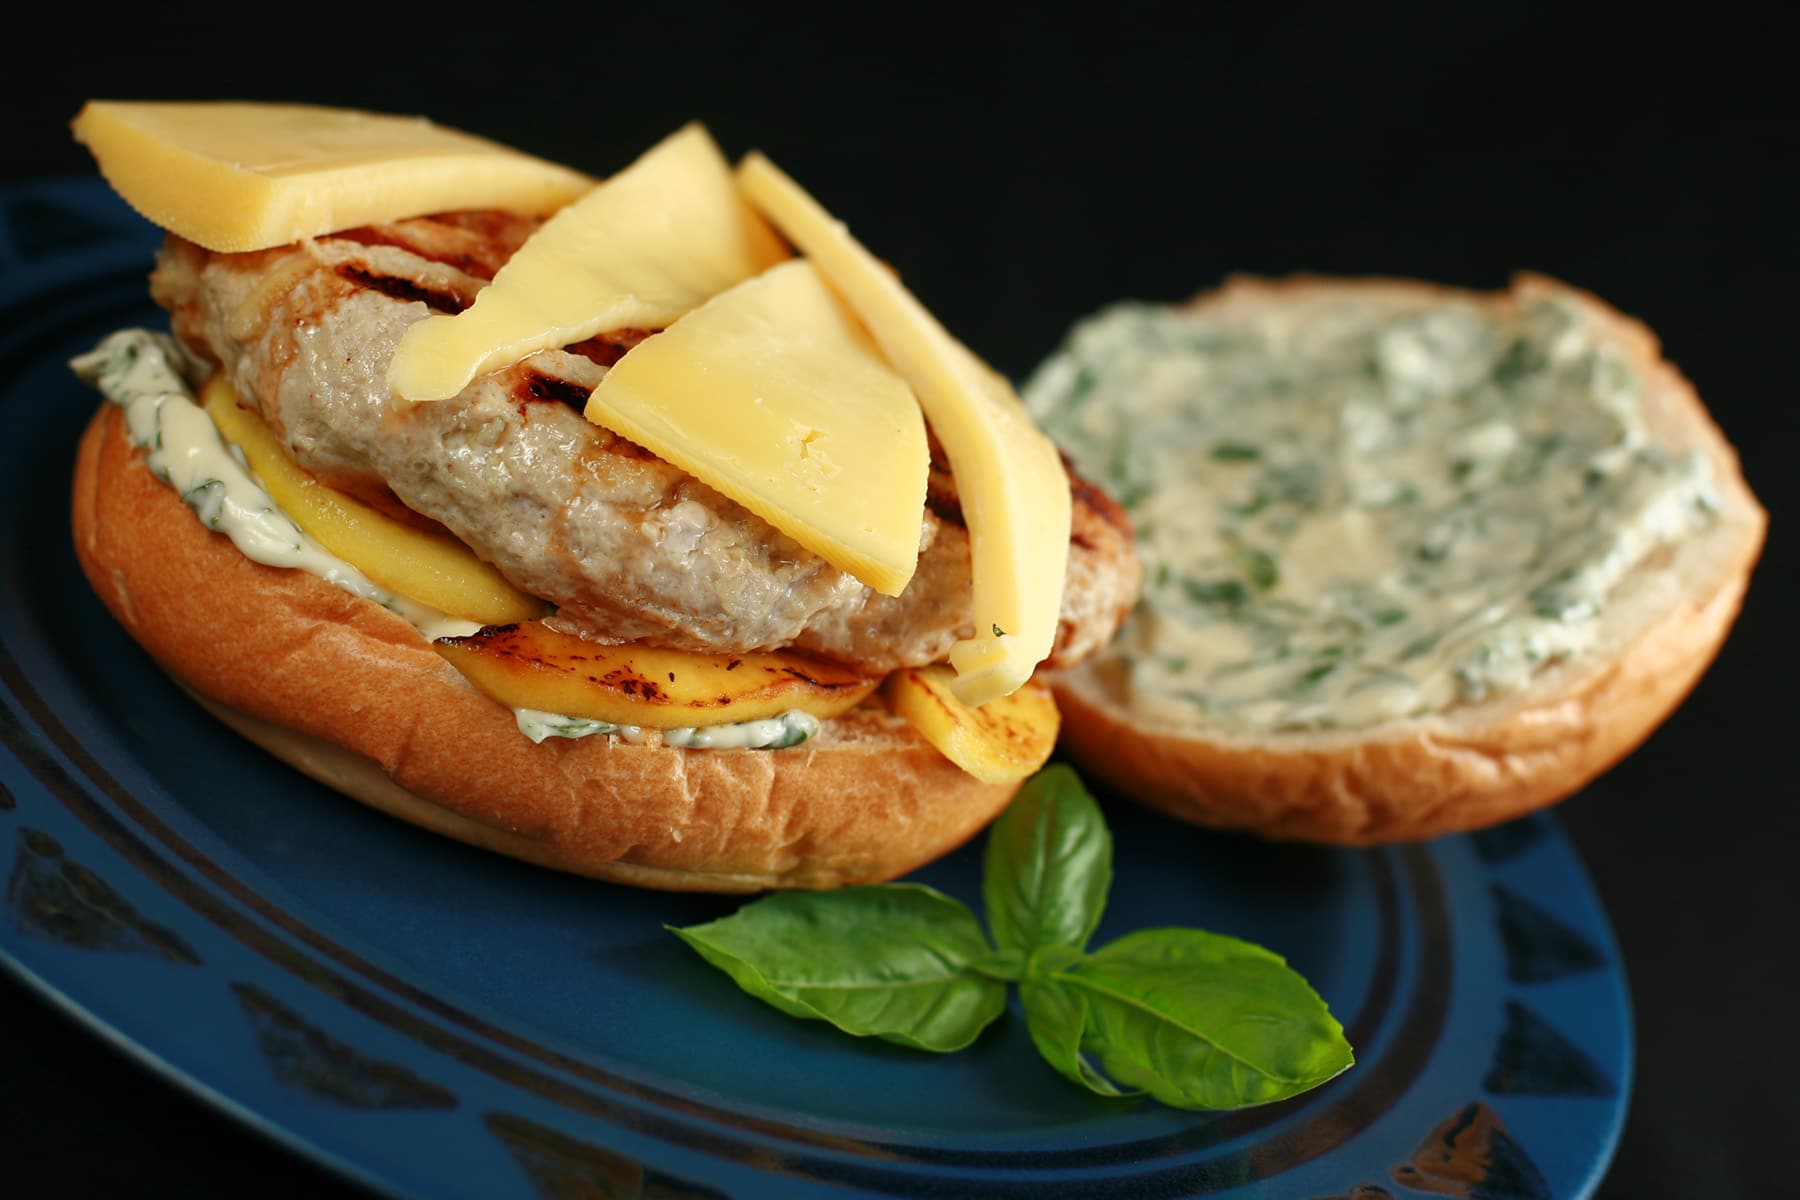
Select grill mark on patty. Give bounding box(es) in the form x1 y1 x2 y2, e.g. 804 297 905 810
1065 453 1132 536
334 264 466 314
499 369 660 463
927 456 1128 551
518 370 594 411
512 372 658 462
328 226 495 278
325 211 537 278
565 328 655 369
925 470 965 528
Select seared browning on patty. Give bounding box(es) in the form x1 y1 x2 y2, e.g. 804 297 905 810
151 215 1139 672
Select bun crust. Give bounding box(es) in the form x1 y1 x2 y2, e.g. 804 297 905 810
71 404 1016 890
1051 274 1767 844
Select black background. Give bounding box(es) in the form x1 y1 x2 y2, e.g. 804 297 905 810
3 7 1795 1197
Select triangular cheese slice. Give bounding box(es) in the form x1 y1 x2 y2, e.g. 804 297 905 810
389 123 788 402
736 153 1069 704
585 260 927 596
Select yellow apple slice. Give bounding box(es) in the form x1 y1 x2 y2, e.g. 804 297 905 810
388 122 789 402
200 375 548 626
736 153 1070 706
584 260 927 596
882 665 1059 784
435 622 880 729
71 101 592 254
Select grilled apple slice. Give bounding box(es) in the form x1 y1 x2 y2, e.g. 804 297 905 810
436 622 881 729
201 375 548 626
882 665 1059 784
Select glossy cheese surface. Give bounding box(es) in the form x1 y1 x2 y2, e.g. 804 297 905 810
585 259 928 596
737 153 1070 705
389 123 788 402
72 101 592 253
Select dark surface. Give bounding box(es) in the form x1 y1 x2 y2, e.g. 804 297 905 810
3 9 1794 1197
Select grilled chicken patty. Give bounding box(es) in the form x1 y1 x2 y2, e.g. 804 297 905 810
151 213 1140 672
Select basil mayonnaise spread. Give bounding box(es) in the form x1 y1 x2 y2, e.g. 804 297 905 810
71 329 820 750
1024 289 1721 732
514 708 820 748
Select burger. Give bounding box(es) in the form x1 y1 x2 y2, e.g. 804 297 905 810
66 101 1141 892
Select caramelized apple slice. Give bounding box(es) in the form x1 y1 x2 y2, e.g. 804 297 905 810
435 622 880 729
201 375 548 626
883 664 1059 783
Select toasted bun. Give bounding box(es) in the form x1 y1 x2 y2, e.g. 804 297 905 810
71 403 1016 890
1051 274 1767 845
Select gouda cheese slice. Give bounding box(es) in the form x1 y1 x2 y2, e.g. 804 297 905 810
389 123 789 402
736 153 1070 704
585 260 927 596
72 101 592 253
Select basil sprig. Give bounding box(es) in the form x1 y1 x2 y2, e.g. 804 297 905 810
671 764 1353 1109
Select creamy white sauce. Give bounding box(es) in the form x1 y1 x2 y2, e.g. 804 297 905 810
515 707 820 749
73 328 820 751
72 329 481 642
1025 293 1720 732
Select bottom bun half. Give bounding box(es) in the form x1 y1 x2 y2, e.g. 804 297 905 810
71 404 1017 891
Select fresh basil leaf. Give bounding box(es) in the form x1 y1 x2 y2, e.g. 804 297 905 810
982 764 1112 960
971 949 1025 982
670 884 1006 1052
1020 975 1136 1098
1060 928 1354 1109
1026 943 1086 980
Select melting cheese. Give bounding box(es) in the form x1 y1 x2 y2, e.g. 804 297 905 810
71 101 592 253
736 153 1070 705
389 122 788 402
585 260 927 595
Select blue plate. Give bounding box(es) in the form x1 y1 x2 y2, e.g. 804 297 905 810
0 179 1631 1200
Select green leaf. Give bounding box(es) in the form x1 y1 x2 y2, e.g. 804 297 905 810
982 764 1112 960
1183 577 1249 610
667 763 1356 1115
971 949 1025 982
1209 441 1262 462
1235 547 1280 591
1060 928 1354 1109
1020 976 1135 1098
669 884 1006 1052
